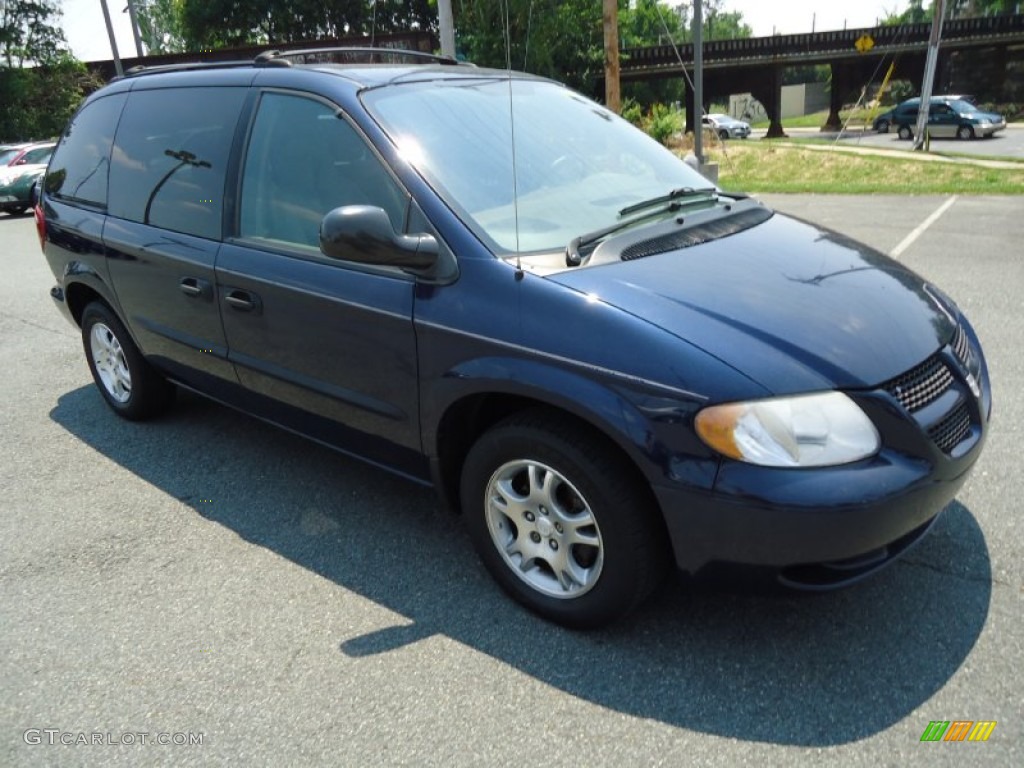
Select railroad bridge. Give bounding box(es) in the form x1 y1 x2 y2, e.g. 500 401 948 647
617 14 1024 136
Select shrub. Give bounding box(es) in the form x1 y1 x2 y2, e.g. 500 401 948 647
621 97 643 127
645 103 684 146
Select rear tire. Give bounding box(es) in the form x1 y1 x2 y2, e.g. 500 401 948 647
81 302 175 420
897 125 913 140
461 410 668 629
957 125 974 140
5 205 27 216
718 129 729 140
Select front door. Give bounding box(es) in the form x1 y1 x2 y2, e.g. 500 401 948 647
217 90 422 468
928 103 958 138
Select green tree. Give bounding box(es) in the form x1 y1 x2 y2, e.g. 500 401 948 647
177 0 436 49
1 0 67 67
619 1 688 107
701 0 752 40
0 0 91 142
134 0 188 54
948 0 1019 16
619 0 686 48
454 0 606 93
883 0 1017 25
0 56 103 141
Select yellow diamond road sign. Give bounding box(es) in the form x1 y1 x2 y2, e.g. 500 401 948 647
856 34 875 53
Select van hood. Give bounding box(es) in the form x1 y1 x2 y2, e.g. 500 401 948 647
548 210 955 395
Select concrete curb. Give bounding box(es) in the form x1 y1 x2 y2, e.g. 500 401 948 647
759 139 1024 170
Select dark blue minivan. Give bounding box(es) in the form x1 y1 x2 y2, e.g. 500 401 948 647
38 49 990 628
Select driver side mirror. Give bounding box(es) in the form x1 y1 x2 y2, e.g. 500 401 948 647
320 205 437 271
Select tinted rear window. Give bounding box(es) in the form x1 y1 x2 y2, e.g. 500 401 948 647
45 94 127 207
108 87 245 240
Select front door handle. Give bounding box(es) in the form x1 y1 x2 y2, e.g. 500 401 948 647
225 289 260 312
179 276 211 299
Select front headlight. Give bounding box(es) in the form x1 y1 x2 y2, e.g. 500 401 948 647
695 392 880 468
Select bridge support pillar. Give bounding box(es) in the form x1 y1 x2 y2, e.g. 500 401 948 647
823 61 849 132
749 64 786 138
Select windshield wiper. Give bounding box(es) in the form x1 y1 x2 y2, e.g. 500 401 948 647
565 187 719 267
618 186 717 218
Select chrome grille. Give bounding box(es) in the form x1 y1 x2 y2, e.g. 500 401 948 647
928 402 972 454
952 324 969 367
884 356 953 412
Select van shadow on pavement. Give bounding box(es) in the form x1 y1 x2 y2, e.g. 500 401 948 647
50 385 991 747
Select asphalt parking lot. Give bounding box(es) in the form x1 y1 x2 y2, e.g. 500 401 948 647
1 196 1021 767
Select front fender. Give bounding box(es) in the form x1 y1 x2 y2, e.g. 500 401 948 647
422 355 719 492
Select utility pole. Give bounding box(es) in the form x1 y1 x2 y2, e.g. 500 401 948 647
692 0 704 164
603 0 620 113
125 0 145 57
438 0 455 60
913 0 947 150
98 0 123 77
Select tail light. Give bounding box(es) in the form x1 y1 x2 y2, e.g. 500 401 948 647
34 202 46 251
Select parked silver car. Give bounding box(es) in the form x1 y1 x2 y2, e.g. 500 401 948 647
702 113 751 139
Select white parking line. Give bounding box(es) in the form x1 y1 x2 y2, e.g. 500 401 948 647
889 195 958 259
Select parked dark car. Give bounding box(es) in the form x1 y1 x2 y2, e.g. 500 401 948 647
889 96 1003 139
872 94 977 133
38 50 990 628
1 141 54 215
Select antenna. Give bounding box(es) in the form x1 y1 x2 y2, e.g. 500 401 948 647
501 0 523 272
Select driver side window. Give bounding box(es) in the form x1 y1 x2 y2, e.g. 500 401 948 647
239 92 407 250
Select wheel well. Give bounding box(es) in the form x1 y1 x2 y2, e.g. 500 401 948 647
64 283 108 327
435 394 660 522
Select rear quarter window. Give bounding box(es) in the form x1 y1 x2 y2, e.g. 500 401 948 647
108 87 246 240
45 93 127 207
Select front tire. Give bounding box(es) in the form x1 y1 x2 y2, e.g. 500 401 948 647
461 410 667 629
897 125 913 140
876 119 890 134
957 125 974 140
81 302 175 420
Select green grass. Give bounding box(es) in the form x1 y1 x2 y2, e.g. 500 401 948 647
701 141 1024 194
749 107 895 129
750 109 832 129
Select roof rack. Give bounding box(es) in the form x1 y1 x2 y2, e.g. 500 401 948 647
123 59 254 77
120 47 465 79
255 47 464 67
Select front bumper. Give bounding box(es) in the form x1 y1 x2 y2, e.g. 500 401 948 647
975 122 1005 137
655 444 979 579
655 336 990 587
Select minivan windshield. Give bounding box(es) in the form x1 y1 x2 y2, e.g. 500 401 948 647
363 77 711 253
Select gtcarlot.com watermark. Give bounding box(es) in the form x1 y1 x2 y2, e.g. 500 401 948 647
24 729 204 747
